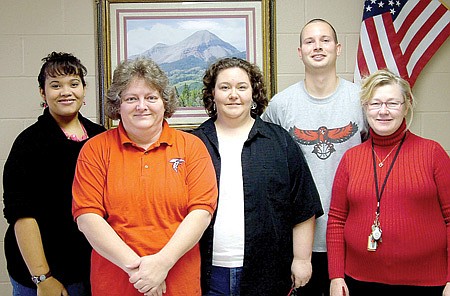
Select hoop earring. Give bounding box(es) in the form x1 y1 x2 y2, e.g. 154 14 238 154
251 101 257 110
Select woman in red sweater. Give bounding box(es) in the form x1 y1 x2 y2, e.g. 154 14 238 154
327 69 450 296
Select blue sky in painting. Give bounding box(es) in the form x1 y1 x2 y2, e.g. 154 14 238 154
126 18 247 57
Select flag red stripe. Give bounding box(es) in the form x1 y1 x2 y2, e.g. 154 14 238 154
408 22 450 86
383 13 408 78
383 13 410 79
356 39 369 80
403 6 447 61
365 17 387 69
354 0 450 87
397 0 431 40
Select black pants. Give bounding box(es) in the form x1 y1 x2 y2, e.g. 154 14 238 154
345 275 445 296
297 252 330 296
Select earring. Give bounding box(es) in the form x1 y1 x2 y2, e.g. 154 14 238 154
83 101 86 106
212 102 216 112
40 101 48 108
251 101 257 110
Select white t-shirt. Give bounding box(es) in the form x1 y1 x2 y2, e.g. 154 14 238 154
212 134 246 267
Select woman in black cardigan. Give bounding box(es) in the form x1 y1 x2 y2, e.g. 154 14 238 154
3 52 105 296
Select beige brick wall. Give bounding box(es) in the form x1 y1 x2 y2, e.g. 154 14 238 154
0 0 98 293
0 0 448 293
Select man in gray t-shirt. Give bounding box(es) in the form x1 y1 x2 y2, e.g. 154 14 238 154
262 18 366 296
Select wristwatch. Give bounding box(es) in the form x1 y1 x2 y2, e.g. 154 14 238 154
31 271 52 285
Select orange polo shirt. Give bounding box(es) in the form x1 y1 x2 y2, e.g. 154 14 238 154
72 120 217 296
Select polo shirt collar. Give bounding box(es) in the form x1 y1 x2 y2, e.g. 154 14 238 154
118 119 175 148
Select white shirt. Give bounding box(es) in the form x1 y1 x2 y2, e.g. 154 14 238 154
212 133 246 267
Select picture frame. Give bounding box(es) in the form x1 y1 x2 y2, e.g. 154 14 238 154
96 0 276 129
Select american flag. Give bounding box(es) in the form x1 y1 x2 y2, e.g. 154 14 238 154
354 0 450 87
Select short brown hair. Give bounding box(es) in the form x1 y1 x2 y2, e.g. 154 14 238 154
300 18 338 45
105 57 177 120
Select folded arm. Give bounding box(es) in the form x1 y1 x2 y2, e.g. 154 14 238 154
128 209 212 294
76 213 140 274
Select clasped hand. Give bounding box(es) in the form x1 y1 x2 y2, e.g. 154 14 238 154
126 254 170 296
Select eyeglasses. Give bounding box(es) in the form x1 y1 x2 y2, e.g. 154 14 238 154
366 101 405 110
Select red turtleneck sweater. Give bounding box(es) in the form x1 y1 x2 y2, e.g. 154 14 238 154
327 120 450 286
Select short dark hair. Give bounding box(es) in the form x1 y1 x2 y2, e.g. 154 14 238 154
38 52 87 93
300 18 338 44
202 57 268 118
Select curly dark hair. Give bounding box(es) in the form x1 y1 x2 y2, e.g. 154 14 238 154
202 57 268 118
38 52 87 94
105 57 177 120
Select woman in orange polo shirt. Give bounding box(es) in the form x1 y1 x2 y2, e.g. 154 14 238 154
72 57 218 296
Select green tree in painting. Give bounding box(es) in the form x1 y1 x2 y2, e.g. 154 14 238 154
178 83 203 107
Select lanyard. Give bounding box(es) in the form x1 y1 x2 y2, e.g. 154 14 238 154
371 133 406 215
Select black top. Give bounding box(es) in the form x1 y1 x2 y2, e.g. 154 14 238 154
3 108 105 287
192 116 323 295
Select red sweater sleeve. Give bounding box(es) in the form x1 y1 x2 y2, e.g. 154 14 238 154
327 151 351 280
432 144 450 282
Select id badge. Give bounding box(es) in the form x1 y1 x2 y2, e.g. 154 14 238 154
367 235 377 251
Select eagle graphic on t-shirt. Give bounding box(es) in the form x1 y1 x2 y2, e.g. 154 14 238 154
289 121 358 160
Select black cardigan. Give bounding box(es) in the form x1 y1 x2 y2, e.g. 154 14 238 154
3 108 105 287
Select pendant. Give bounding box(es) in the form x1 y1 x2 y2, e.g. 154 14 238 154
378 162 384 168
371 225 382 241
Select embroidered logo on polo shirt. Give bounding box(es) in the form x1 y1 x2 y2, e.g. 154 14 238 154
169 158 185 172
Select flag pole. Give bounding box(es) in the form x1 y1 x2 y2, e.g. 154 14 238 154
439 0 449 10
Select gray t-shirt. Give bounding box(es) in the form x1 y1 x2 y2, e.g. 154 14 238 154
261 78 366 252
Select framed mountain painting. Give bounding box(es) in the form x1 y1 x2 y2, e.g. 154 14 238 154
96 0 276 129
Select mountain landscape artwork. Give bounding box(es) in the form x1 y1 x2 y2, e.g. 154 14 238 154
129 30 247 108
100 1 268 128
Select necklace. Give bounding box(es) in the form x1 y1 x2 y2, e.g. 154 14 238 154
61 123 88 142
371 143 399 167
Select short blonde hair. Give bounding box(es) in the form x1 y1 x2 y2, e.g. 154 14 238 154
360 69 415 126
360 69 415 109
